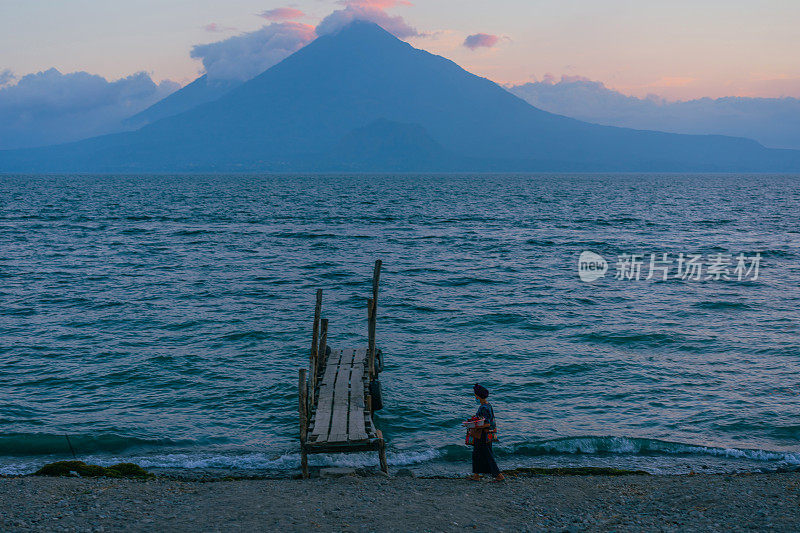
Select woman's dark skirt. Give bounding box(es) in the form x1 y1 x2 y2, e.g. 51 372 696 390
472 441 500 476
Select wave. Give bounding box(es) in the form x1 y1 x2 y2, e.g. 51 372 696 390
417 436 800 468
3 434 796 477
172 229 213 236
524 238 557 246
758 249 796 259
569 331 680 348
539 362 598 377
0 448 444 476
509 436 800 465
220 330 271 341
0 433 194 457
428 276 504 287
695 219 735 226
268 231 338 239
694 301 750 310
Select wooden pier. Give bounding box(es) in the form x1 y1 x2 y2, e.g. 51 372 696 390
298 260 387 478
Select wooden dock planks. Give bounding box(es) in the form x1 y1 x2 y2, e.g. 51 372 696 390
327 349 353 443
309 347 373 445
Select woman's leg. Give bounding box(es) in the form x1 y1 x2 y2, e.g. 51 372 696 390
471 445 482 479
485 443 503 479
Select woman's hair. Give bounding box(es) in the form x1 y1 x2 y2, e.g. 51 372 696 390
473 383 489 399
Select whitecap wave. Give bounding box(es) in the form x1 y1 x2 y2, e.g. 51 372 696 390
2 435 796 476
515 435 800 465
1 447 445 474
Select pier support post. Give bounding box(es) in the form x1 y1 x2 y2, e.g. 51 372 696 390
309 290 322 406
368 260 381 379
318 318 328 372
299 368 309 479
372 259 382 303
376 429 388 474
367 298 376 378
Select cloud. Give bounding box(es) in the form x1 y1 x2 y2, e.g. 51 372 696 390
0 68 178 150
342 0 412 7
743 76 800 99
193 0 423 83
650 76 696 88
316 0 419 38
560 75 592 83
463 33 500 50
204 23 237 33
508 75 800 150
258 7 305 21
0 69 15 88
190 22 316 82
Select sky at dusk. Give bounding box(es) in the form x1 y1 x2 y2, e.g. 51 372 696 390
1 0 799 100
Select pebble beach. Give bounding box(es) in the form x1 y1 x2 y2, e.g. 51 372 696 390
2 472 799 532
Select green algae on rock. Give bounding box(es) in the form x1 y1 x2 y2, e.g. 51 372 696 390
34 461 152 479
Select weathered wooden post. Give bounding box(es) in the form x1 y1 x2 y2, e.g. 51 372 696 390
317 318 328 373
367 298 376 378
368 260 381 378
372 259 382 303
377 429 388 474
370 262 384 471
309 290 322 406
298 368 309 478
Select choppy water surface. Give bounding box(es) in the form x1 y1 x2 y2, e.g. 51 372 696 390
1 174 798 476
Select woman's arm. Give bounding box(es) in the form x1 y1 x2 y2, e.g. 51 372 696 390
475 405 492 429
469 405 492 435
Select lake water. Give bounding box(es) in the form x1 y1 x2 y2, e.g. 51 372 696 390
1 174 798 476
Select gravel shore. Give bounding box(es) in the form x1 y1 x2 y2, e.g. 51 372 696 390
2 473 799 532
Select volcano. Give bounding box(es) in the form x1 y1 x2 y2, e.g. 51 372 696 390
2 20 799 172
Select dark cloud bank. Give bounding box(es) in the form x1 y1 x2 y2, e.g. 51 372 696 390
0 69 177 150
510 76 800 150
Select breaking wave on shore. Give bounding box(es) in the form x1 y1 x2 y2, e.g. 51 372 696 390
2 434 798 477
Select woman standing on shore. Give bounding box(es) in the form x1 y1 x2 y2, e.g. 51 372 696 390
469 384 505 482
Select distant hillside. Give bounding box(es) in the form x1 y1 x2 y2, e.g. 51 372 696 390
124 75 240 128
510 78 800 150
2 21 799 172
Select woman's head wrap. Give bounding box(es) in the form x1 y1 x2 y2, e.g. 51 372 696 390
473 383 489 399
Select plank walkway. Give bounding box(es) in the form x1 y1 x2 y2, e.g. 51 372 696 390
310 348 370 444
298 261 387 477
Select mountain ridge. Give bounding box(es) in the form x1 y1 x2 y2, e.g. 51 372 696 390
123 75 240 129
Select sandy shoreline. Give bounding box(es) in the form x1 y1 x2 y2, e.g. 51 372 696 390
2 472 799 532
